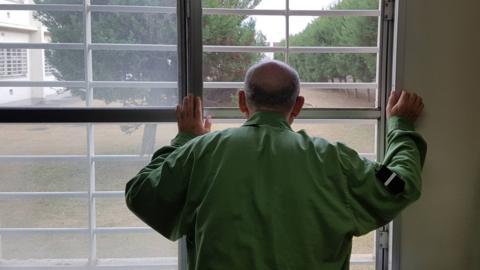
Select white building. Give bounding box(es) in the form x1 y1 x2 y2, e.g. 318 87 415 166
0 0 59 105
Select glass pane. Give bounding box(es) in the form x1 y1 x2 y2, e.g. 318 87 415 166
97 233 178 259
45 49 85 80
0 10 83 43
352 232 375 254
0 48 85 108
92 51 177 82
204 88 240 107
92 12 177 44
96 197 146 227
92 0 176 6
92 87 178 107
203 15 285 46
0 198 88 228
94 123 177 155
0 87 86 107
0 160 88 192
0 85 178 108
290 0 379 10
1 234 88 260
302 88 376 108
96 160 148 191
202 0 285 9
211 119 375 154
289 16 378 47
350 264 375 270
34 0 84 4
0 49 84 81
204 52 265 82
293 120 376 154
0 124 86 155
286 53 377 83
203 87 376 109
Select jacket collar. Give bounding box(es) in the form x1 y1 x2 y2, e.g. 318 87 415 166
242 111 292 130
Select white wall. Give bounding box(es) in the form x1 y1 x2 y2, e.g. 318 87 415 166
0 0 53 104
396 0 480 269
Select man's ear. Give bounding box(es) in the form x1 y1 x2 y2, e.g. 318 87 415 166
289 96 305 123
238 90 249 116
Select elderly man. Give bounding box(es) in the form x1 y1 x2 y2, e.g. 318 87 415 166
125 60 426 270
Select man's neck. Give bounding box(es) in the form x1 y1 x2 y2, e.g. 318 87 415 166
248 109 290 120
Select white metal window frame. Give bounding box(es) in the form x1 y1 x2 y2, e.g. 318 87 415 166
0 0 398 269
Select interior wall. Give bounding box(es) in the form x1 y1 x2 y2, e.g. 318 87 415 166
396 0 480 269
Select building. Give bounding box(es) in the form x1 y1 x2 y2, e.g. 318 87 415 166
0 0 59 106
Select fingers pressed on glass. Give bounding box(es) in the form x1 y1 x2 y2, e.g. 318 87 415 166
195 96 202 120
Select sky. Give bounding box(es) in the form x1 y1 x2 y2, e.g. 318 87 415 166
253 0 340 43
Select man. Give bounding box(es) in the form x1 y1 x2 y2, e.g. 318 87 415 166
126 60 426 270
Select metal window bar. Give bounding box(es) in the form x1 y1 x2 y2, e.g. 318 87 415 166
0 4 380 17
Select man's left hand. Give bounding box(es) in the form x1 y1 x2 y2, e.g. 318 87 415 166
176 95 212 136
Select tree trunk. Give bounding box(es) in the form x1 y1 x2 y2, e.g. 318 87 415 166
141 124 157 155
140 88 163 155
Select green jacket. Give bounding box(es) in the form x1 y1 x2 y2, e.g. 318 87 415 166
125 111 427 270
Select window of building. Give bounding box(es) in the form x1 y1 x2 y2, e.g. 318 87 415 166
0 1 395 269
0 49 28 78
44 57 55 75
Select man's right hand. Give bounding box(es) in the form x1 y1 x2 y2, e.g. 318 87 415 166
387 90 424 123
176 95 212 136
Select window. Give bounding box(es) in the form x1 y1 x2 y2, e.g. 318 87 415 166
0 0 395 270
44 57 55 75
0 49 28 78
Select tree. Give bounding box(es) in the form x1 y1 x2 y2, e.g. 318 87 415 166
34 0 265 153
202 0 266 106
275 0 378 83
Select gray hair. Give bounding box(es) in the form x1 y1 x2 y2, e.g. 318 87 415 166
244 60 300 112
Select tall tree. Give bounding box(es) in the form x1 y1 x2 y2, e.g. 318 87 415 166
275 0 378 83
202 0 266 106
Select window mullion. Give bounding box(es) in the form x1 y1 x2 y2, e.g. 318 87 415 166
87 123 97 267
84 0 96 267
186 0 203 98
285 0 290 63
376 0 396 270
84 0 93 107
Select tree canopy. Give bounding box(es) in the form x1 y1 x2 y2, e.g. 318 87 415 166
35 0 379 106
275 0 378 83
34 0 264 106
33 0 266 153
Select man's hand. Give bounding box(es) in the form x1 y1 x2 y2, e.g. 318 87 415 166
387 90 424 123
176 95 212 136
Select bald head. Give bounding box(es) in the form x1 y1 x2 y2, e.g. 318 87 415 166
244 60 300 113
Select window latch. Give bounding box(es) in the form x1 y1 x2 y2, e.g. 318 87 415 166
383 0 395 21
378 229 389 249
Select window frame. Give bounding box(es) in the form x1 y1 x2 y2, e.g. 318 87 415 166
0 0 398 269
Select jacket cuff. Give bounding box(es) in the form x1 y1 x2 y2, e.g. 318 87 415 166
388 116 415 132
171 132 197 147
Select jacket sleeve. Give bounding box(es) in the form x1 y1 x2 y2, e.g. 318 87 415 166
338 116 427 236
125 132 197 240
